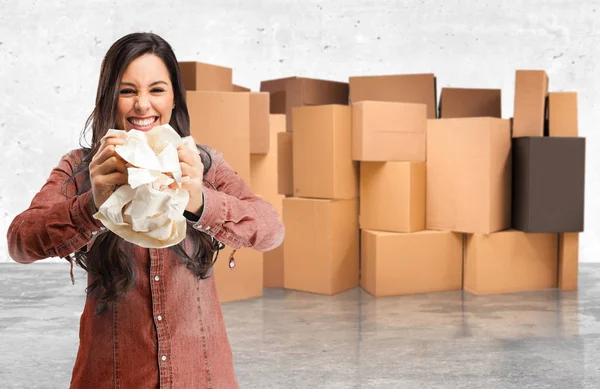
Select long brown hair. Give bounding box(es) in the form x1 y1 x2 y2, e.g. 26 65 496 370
67 32 220 315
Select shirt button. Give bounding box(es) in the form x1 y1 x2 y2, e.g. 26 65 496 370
91 230 97 236
161 356 167 361
157 315 162 321
205 226 211 231
100 226 106 231
154 276 160 281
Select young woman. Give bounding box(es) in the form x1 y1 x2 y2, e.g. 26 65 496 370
7 32 284 389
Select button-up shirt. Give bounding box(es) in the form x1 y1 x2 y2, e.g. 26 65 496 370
7 147 285 389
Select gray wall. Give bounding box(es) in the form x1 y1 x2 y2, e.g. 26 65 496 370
1 0 598 262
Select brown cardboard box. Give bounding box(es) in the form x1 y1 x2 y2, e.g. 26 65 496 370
283 197 359 295
186 91 251 183
512 137 585 233
361 230 462 297
270 90 286 114
250 114 286 288
214 246 263 303
426 118 511 234
360 162 425 232
512 70 549 138
249 92 270 154
260 77 349 131
293 105 358 199
277 132 293 196
187 91 261 301
179 61 232 92
349 74 437 119
559 232 579 291
464 230 558 295
439 88 501 118
549 92 578 137
232 84 251 92
352 101 427 162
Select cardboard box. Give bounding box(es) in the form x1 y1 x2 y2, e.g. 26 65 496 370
360 162 425 232
214 246 263 303
277 132 293 196
512 70 549 137
260 77 349 131
293 105 359 199
464 231 558 295
250 114 286 288
179 61 232 92
232 84 251 92
283 197 359 295
361 230 462 297
187 91 251 183
349 73 437 119
187 91 263 301
249 93 270 154
426 118 512 234
549 92 578 137
263 245 284 289
559 232 579 291
352 101 427 162
512 137 585 232
439 88 501 118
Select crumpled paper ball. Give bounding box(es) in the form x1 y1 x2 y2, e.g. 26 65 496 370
92 124 197 248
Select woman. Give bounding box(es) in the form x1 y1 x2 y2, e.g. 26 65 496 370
7 32 284 389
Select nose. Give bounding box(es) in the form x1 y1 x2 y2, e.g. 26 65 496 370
135 93 151 112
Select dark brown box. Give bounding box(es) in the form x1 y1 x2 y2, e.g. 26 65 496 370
260 77 349 131
349 74 437 119
512 137 585 232
439 88 501 118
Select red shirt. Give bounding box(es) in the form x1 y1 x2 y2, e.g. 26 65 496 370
7 147 285 388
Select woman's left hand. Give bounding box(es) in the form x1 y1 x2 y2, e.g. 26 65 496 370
173 144 204 216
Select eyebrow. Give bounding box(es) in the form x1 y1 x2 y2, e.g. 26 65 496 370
119 81 169 87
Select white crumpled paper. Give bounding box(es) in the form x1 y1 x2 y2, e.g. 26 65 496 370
92 124 197 248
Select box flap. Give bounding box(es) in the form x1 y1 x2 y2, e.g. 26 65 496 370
300 78 349 105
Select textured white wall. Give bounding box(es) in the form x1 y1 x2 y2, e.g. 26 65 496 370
1 0 598 263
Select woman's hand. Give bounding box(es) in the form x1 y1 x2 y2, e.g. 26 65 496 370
173 144 204 215
89 135 128 210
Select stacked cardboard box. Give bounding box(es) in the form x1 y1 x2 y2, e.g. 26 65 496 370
353 71 584 296
430 70 584 295
350 74 462 297
180 60 585 301
181 61 274 302
260 77 361 295
510 71 584 292
250 114 286 288
283 103 360 295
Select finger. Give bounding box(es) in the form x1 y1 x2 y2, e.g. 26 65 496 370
100 131 127 147
96 155 128 176
97 171 128 187
93 143 126 168
177 146 202 168
180 176 202 192
91 145 114 167
97 137 125 157
180 161 200 178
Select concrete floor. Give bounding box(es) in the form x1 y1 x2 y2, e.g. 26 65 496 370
1 264 599 389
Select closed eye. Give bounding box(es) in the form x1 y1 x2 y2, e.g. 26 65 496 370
151 88 165 93
120 89 136 95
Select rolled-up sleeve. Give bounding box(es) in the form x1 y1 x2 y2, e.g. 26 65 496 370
191 150 285 252
7 150 106 264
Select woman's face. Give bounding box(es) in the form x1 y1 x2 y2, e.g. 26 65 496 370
115 54 174 132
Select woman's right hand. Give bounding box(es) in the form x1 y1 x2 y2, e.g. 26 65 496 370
90 135 129 210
